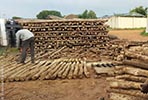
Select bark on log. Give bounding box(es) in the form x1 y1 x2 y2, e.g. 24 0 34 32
108 79 140 90
109 92 147 100
39 59 61 80
108 89 148 99
125 51 148 63
123 59 148 70
115 75 147 83
24 61 47 81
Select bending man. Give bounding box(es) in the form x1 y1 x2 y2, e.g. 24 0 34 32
16 29 35 64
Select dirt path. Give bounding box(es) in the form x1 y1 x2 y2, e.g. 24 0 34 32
4 78 109 100
109 29 148 41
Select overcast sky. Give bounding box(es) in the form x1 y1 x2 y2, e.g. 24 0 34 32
0 0 148 18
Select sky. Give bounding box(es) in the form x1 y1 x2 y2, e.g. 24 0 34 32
0 0 148 18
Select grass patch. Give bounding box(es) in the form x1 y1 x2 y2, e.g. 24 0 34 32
0 47 6 55
0 47 18 56
109 27 145 30
141 31 148 36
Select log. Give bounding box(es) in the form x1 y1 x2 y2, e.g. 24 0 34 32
115 75 147 83
45 61 64 79
108 89 148 99
83 60 90 78
39 59 61 80
108 79 140 90
14 60 41 81
125 51 148 63
67 61 76 79
4 63 31 82
31 60 52 80
123 59 148 69
23 60 47 81
7 62 34 82
61 61 72 79
109 92 147 100
124 67 148 77
73 60 80 79
78 61 84 78
57 61 70 78
50 62 66 79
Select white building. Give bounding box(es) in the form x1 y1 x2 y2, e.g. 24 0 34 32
107 13 147 29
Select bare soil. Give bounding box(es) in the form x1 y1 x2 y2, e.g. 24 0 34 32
2 29 148 100
4 78 109 100
109 29 148 41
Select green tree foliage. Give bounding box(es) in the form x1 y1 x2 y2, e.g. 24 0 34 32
79 10 97 19
12 16 22 19
130 6 148 17
36 10 62 19
87 10 97 19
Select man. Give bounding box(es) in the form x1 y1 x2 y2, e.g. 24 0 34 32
16 29 35 64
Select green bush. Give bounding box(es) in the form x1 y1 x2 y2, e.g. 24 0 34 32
141 30 148 36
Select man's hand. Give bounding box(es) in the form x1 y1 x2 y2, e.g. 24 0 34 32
140 83 148 94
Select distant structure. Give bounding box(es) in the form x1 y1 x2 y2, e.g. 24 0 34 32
47 15 63 20
64 14 79 19
106 13 147 29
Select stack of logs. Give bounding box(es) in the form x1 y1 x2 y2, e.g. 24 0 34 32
0 54 90 82
94 42 148 100
16 19 109 53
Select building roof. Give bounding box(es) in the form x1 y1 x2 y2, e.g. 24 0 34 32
114 12 145 17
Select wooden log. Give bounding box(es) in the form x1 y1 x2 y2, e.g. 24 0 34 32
61 61 72 79
14 60 41 81
57 61 70 78
4 63 31 82
109 92 147 100
108 79 140 90
45 61 64 79
67 61 76 79
115 75 147 83
7 62 34 82
94 67 115 76
21 60 46 81
50 62 67 79
39 59 61 80
123 60 148 70
31 60 52 80
73 60 80 79
124 67 148 77
125 51 148 63
108 89 148 99
83 59 90 78
78 61 84 78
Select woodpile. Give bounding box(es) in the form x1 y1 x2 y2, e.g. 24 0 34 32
16 19 109 53
107 66 148 100
0 55 90 82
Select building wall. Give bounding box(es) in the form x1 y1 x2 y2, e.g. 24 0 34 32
107 16 147 29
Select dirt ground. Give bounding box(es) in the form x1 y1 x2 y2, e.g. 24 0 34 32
4 78 109 100
109 29 148 41
1 29 148 100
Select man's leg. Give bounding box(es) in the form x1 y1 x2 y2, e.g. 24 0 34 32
30 37 35 63
20 40 29 63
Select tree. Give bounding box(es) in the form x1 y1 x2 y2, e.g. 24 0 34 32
130 6 148 17
12 16 22 19
78 10 97 19
79 10 88 19
36 10 62 19
87 10 97 19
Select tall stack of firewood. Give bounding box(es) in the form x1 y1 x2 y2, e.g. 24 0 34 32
16 19 109 53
